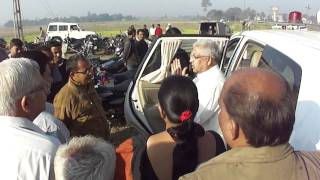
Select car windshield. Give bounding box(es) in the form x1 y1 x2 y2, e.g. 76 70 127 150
70 25 80 31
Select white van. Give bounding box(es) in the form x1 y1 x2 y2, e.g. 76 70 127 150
46 22 96 41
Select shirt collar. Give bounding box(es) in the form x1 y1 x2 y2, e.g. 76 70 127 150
213 143 293 163
68 78 90 91
0 116 46 135
196 64 219 80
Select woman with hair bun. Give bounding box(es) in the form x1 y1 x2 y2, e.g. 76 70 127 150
140 76 225 180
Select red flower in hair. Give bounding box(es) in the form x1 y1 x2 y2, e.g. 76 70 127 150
180 110 192 122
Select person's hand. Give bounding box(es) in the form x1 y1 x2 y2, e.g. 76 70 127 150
170 58 188 76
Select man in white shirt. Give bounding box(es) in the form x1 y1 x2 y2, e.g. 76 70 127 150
34 111 70 144
171 40 224 133
149 24 156 37
0 58 60 180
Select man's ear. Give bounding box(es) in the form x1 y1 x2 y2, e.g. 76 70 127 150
20 96 30 113
207 57 213 66
230 119 240 140
69 71 74 77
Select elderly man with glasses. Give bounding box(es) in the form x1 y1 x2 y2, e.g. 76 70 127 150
171 40 225 134
53 54 110 140
0 58 60 179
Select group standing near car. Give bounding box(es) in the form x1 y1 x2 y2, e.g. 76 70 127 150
0 23 320 180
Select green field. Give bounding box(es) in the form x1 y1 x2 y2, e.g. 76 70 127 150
0 21 273 43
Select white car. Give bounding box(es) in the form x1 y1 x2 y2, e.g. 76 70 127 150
46 22 96 41
222 30 320 151
124 30 320 151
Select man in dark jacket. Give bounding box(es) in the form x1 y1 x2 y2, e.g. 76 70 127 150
54 54 110 139
122 27 140 70
47 40 68 103
108 27 141 92
143 24 150 39
135 29 148 60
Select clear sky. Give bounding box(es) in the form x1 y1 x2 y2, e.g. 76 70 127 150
0 0 319 25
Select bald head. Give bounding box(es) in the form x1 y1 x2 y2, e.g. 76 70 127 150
224 68 287 103
221 68 295 147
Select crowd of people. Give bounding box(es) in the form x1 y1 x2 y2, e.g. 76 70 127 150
0 23 319 180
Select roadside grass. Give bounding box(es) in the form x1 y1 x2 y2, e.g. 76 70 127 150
1 21 273 43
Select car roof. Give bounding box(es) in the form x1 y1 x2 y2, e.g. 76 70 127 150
240 30 320 67
160 34 230 38
241 30 320 51
240 30 320 101
48 22 79 25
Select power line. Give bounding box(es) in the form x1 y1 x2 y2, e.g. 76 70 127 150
40 0 57 18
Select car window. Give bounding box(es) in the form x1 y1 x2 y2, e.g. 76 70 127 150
235 44 302 108
200 23 217 35
142 41 162 76
236 41 264 69
70 25 80 31
221 37 240 73
48 25 57 31
259 45 302 107
59 25 68 31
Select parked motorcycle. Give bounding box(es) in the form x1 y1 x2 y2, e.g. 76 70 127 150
64 36 84 53
89 45 126 122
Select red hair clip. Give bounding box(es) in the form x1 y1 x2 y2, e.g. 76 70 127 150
180 110 192 122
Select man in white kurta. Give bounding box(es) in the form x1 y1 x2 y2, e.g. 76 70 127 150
172 40 225 133
193 64 224 132
0 116 60 179
0 58 60 179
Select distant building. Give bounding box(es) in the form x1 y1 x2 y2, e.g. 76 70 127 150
317 10 320 24
271 6 279 22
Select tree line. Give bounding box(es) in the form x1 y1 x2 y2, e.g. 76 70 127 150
4 12 136 27
206 7 266 21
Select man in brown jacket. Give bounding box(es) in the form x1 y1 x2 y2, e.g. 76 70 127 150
54 54 110 139
180 68 320 180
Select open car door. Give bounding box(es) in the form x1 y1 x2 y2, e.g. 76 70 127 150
124 35 229 137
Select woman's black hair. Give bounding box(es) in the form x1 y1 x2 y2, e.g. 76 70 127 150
158 75 205 179
20 50 50 75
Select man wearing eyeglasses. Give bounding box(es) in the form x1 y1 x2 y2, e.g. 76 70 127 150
171 40 225 134
53 54 110 140
0 58 60 179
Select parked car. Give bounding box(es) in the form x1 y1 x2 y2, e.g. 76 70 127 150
46 22 96 42
221 30 320 151
199 21 231 36
124 31 320 151
271 23 308 31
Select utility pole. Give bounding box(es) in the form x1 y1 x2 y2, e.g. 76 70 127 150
13 0 24 40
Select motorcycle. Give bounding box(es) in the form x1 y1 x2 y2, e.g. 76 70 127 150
64 36 84 53
89 43 127 122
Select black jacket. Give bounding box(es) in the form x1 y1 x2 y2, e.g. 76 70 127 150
123 37 140 69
